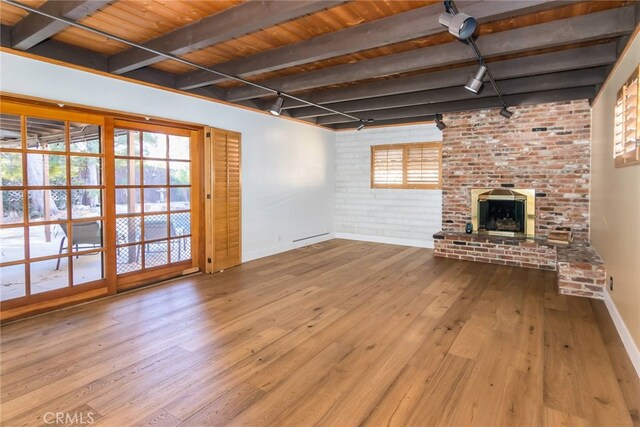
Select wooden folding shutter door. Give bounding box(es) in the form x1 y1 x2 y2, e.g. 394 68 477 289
205 127 241 273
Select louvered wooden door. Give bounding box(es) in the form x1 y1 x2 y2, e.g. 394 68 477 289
205 127 241 273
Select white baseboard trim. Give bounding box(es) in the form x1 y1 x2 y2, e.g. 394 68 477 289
242 233 335 263
335 232 434 249
604 290 640 378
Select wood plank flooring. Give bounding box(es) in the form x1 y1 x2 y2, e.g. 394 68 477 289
1 239 638 427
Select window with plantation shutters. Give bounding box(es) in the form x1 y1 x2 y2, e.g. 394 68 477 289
371 142 442 189
614 65 639 167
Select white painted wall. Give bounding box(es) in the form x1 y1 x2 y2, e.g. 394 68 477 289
590 31 640 375
334 124 443 248
0 52 335 262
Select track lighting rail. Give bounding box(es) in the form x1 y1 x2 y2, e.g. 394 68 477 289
1 0 367 125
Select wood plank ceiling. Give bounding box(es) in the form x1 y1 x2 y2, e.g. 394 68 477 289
0 0 638 129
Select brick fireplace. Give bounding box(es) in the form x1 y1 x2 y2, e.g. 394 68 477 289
440 99 591 242
433 100 606 299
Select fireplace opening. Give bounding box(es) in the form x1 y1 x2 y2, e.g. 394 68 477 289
471 188 536 238
478 199 525 234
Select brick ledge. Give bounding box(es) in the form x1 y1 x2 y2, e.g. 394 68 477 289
433 231 554 248
433 231 606 300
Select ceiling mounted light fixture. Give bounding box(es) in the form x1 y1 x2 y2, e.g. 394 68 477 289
443 0 514 121
438 11 477 39
357 118 375 131
438 0 477 40
465 65 487 93
268 93 285 116
435 114 447 130
500 107 514 119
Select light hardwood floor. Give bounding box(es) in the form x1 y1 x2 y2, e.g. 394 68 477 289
1 239 638 426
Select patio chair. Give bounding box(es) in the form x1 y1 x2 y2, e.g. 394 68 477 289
56 222 102 270
143 220 180 259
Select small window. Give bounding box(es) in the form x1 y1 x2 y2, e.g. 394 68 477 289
371 142 442 189
614 65 639 167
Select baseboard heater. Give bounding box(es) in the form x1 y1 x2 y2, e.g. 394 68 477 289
293 232 330 243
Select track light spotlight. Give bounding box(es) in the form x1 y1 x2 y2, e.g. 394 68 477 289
465 65 487 93
435 114 446 130
442 0 510 120
438 11 477 40
499 107 513 119
356 119 375 130
268 93 285 116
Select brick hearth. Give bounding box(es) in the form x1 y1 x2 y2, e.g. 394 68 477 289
433 231 556 270
433 232 606 299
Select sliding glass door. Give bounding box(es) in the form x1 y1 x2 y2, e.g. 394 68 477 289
0 101 202 315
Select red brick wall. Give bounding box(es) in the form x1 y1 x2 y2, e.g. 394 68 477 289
441 100 591 242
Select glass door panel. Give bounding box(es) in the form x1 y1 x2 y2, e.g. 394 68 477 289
0 111 106 305
114 125 194 282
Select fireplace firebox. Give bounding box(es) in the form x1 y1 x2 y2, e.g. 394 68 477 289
471 188 535 238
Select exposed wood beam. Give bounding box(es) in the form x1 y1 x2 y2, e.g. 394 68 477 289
229 99 303 119
615 34 631 57
317 86 597 125
108 1 343 75
331 115 438 130
290 67 606 119
16 39 179 91
122 68 176 89
226 6 635 102
28 39 108 71
233 99 267 110
176 0 565 90
11 0 110 50
280 42 617 110
1 24 11 47
187 86 226 100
